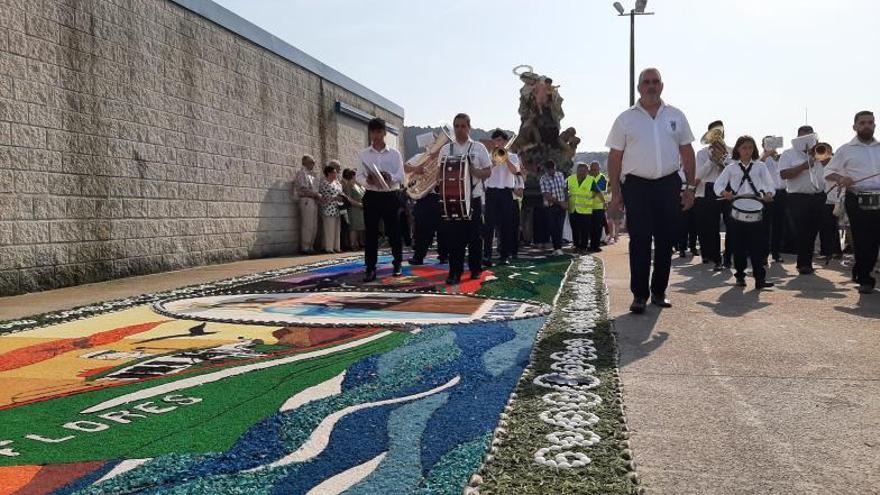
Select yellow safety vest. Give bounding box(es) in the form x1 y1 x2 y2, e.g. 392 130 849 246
591 173 608 210
566 175 594 214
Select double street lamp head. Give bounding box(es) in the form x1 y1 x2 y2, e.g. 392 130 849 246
612 0 650 15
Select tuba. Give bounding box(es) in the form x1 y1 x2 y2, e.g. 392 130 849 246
405 123 454 199
701 127 728 166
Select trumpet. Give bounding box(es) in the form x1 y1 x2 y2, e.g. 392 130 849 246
491 132 518 165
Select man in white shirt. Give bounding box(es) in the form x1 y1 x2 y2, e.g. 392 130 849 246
606 68 697 313
438 113 492 285
356 118 405 282
294 154 320 254
483 129 521 266
760 136 787 262
694 120 729 270
779 125 826 274
825 110 880 294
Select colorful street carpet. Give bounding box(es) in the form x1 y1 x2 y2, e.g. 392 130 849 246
0 252 604 495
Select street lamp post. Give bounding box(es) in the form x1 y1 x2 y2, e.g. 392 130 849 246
613 1 654 106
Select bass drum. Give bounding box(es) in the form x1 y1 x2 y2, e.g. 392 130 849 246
440 155 472 220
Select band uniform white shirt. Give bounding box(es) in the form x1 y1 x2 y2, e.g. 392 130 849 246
605 99 695 181
713 160 776 197
439 139 492 199
484 152 521 189
824 136 880 193
763 155 785 191
357 145 405 192
695 145 733 198
778 148 824 194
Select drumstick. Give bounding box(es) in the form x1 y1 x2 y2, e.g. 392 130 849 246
827 171 880 194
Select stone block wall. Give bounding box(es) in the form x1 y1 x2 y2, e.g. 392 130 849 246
0 0 403 295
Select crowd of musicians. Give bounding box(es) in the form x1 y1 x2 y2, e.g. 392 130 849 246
294 71 880 302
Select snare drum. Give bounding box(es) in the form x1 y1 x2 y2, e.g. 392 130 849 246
440 155 472 220
856 191 880 210
730 197 764 223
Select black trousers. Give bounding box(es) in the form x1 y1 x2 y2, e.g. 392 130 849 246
729 216 768 283
819 204 842 257
412 193 446 262
483 188 516 260
513 201 521 257
590 209 606 251
677 206 698 253
845 193 880 287
722 201 734 265
363 190 403 271
569 211 591 250
441 198 483 276
787 192 826 270
547 204 566 250
533 203 549 244
622 172 681 299
695 193 722 264
768 189 787 257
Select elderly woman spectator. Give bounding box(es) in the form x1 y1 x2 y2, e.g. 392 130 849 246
342 168 365 250
319 162 346 253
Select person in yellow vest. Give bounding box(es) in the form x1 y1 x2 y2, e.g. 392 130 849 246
566 162 594 253
588 161 609 252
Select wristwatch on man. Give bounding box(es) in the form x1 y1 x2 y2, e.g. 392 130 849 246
685 184 697 193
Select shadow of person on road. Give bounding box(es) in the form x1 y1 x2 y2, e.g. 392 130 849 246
696 285 772 317
613 307 669 369
778 272 849 300
670 262 734 295
834 292 880 319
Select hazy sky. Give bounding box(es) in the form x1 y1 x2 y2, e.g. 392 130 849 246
214 0 878 151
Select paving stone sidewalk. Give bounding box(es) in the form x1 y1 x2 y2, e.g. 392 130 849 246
601 240 880 495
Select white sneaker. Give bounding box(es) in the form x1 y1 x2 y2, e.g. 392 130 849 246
553 249 564 255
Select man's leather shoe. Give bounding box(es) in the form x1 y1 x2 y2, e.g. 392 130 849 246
629 297 647 314
363 270 377 282
470 270 482 280
756 280 775 290
392 265 403 277
482 258 494 268
797 267 815 275
858 284 874 294
735 276 747 287
498 258 511 266
650 294 672 307
446 273 461 285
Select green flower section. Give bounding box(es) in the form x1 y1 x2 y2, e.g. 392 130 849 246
0 332 406 467
478 260 638 495
477 257 571 304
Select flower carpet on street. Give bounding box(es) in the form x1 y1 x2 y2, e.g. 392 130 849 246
0 252 635 495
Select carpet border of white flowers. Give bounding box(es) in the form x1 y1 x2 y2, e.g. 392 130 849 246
531 255 604 469
456 255 645 495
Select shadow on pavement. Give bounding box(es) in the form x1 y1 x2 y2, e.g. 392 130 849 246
696 285 772 317
614 306 668 369
778 272 849 300
834 292 880 319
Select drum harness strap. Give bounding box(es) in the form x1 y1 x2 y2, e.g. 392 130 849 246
734 162 762 198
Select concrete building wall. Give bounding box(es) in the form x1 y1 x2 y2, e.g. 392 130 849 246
0 0 403 295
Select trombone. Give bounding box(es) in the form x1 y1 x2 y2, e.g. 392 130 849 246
491 132 518 165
